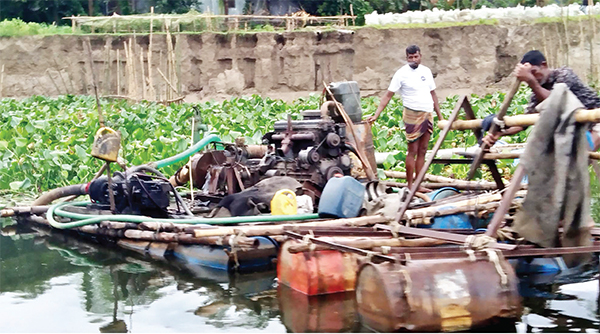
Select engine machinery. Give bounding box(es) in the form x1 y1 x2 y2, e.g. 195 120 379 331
172 82 377 199
85 82 376 217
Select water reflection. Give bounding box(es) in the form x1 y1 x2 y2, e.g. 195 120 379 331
0 219 284 333
1 218 599 333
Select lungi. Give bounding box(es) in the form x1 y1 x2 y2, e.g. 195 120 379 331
403 107 433 143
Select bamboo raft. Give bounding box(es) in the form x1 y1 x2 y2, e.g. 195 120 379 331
6 91 600 332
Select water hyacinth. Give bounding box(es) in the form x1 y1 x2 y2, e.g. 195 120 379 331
0 89 534 194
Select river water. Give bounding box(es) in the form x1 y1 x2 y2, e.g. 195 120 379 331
1 217 599 333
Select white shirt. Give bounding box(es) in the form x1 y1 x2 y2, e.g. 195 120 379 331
387 64 436 112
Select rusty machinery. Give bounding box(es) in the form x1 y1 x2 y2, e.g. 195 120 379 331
171 98 376 204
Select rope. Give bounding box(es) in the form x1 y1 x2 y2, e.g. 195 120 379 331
463 234 497 250
364 250 376 262
493 117 506 132
381 245 391 255
465 249 477 262
400 269 412 295
486 249 508 286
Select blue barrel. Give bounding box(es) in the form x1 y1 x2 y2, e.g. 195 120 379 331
319 176 365 218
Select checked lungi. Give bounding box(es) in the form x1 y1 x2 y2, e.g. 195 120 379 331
403 107 433 143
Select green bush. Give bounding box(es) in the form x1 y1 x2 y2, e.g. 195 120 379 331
0 19 72 37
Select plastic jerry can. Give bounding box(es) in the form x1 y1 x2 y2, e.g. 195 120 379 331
318 176 365 218
271 189 298 215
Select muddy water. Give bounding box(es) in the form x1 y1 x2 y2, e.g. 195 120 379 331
0 218 598 333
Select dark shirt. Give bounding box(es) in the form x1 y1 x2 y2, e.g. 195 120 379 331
526 66 600 114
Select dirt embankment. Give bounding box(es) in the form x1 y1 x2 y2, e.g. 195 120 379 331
0 21 598 102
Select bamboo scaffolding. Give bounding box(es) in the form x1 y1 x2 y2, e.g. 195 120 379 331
64 14 356 33
438 107 600 130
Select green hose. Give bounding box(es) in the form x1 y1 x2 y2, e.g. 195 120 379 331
47 201 319 229
151 133 221 169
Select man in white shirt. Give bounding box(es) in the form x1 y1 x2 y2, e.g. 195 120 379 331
366 45 443 189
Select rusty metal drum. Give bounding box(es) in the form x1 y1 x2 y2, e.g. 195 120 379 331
278 239 360 295
355 256 522 332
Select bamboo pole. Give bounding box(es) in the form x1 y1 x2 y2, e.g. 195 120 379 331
384 171 499 184
191 216 390 238
148 6 155 100
46 69 62 95
287 236 447 253
165 19 175 101
438 108 600 130
123 229 258 247
0 64 4 98
382 181 503 191
159 49 163 101
123 41 129 97
104 41 111 95
402 190 527 223
139 221 194 232
590 0 597 82
116 49 120 96
128 38 137 98
403 198 524 223
140 51 146 100
157 68 178 93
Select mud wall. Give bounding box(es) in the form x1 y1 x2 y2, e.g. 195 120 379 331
0 20 598 100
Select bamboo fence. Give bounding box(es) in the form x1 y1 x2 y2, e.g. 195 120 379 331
64 12 356 34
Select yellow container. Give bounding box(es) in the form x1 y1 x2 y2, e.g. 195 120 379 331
271 189 297 215
91 127 121 162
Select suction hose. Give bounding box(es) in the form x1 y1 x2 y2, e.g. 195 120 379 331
33 184 88 206
47 201 319 229
150 134 221 169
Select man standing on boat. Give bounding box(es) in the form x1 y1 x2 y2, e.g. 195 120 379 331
366 45 443 189
483 50 600 148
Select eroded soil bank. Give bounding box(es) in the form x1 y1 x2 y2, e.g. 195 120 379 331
0 20 598 101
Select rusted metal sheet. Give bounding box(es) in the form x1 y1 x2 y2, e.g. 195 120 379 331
278 285 358 332
356 257 521 332
277 239 361 295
